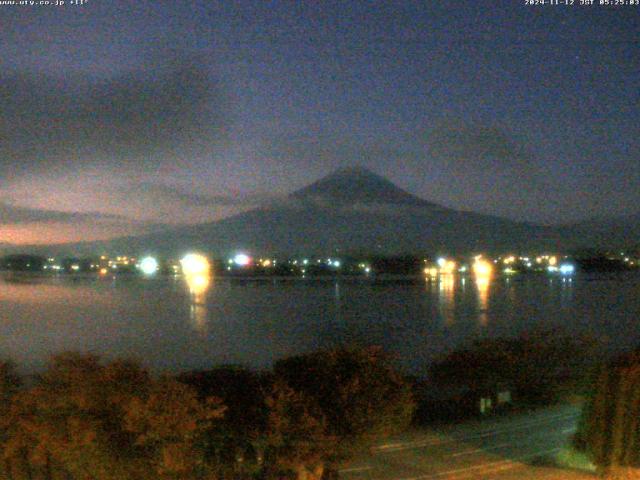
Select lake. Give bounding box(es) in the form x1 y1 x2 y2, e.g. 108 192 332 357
1 271 639 375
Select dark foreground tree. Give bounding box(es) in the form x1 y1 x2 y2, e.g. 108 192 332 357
178 366 270 478
576 348 640 473
429 329 596 406
274 346 415 470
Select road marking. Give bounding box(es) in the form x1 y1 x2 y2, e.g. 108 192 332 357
447 429 574 458
373 412 578 453
339 466 373 473
449 441 513 457
392 447 561 480
375 410 576 451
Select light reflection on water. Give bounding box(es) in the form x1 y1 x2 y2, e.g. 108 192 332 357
437 274 455 327
0 272 637 374
475 273 492 327
185 274 211 336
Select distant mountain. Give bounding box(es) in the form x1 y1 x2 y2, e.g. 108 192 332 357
12 168 638 257
291 166 439 208
32 167 558 257
557 213 640 249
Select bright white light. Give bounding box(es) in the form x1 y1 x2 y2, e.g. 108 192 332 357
234 254 251 266
333 260 341 268
139 256 159 275
437 258 446 268
547 266 558 273
559 264 575 275
181 254 210 276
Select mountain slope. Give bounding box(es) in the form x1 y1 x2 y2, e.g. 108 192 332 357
17 167 635 257
52 167 560 256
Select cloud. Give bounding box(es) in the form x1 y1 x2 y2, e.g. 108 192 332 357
426 123 534 171
0 53 228 178
127 183 281 209
0 201 129 225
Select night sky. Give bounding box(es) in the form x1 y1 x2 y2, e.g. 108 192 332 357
1 1 638 245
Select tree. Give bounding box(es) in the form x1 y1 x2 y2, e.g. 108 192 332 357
0 361 21 479
2 353 153 479
429 329 596 406
262 381 332 480
576 348 640 473
124 377 225 479
1 353 225 480
178 367 270 477
274 346 415 464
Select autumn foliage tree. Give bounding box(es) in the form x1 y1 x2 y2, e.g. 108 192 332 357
0 353 224 480
262 380 332 480
124 376 226 478
0 347 415 480
0 361 20 479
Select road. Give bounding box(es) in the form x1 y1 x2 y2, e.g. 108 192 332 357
339 404 594 480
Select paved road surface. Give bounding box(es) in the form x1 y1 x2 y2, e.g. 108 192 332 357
340 404 593 479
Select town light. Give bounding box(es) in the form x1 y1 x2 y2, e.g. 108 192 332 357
425 267 438 277
139 256 159 275
559 263 575 275
181 254 210 276
234 254 251 266
440 260 457 274
473 257 493 277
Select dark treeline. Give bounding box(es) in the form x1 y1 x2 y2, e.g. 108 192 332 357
415 329 599 424
0 255 47 272
0 347 414 480
2 251 639 276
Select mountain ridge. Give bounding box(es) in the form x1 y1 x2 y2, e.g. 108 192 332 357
3 168 638 256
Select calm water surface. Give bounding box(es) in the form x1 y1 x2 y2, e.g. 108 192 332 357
1 272 638 375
